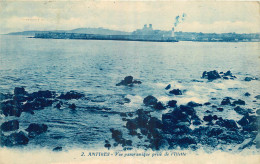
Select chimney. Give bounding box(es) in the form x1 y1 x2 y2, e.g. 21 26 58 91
171 27 175 37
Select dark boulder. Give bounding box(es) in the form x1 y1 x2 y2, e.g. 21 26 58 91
192 115 202 125
217 107 224 112
116 76 141 86
187 101 202 107
213 115 218 120
203 115 213 122
223 76 229 80
126 119 138 130
244 77 253 81
206 126 224 137
32 97 53 109
55 101 63 109
143 95 158 106
14 87 27 95
204 102 211 106
2 131 29 146
154 102 166 110
165 84 171 90
118 76 133 85
169 89 182 95
224 70 232 76
162 110 191 134
104 143 111 149
167 100 177 107
180 105 195 115
221 98 231 105
237 116 249 127
147 117 163 130
244 92 251 96
58 91 84 100
192 126 208 137
135 111 149 128
1 120 19 132
25 123 48 136
234 106 248 115
53 146 62 152
172 109 191 123
176 135 197 148
132 80 142 84
31 90 55 98
233 99 246 105
123 140 132 147
1 102 22 117
69 103 76 110
202 70 221 80
216 119 238 130
150 138 169 150
110 128 123 142
120 113 127 117
255 95 260 100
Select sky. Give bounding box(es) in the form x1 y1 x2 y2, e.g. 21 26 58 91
0 0 259 34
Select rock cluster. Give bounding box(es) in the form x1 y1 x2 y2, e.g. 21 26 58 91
116 76 142 86
110 128 132 148
110 96 259 150
244 77 258 81
0 87 85 147
202 70 236 80
0 122 48 147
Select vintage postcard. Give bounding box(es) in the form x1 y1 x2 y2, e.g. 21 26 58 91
0 0 259 163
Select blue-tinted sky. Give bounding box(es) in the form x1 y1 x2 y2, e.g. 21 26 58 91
0 1 259 34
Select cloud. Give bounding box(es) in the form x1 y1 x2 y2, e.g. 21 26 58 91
0 1 259 34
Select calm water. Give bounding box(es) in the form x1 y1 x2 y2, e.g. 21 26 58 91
0 35 259 150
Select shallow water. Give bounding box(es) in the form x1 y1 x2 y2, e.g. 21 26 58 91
0 35 259 150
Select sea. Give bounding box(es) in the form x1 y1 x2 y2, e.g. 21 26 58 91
0 35 259 151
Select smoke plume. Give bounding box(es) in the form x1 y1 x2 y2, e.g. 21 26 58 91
174 13 186 27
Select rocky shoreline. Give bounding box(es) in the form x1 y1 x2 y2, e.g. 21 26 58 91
0 70 259 152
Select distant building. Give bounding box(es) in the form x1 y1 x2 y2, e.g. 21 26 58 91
132 24 171 37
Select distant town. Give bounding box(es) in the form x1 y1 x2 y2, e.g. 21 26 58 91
133 24 260 42
7 24 260 42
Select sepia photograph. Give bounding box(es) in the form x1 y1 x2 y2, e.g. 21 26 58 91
0 0 259 163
